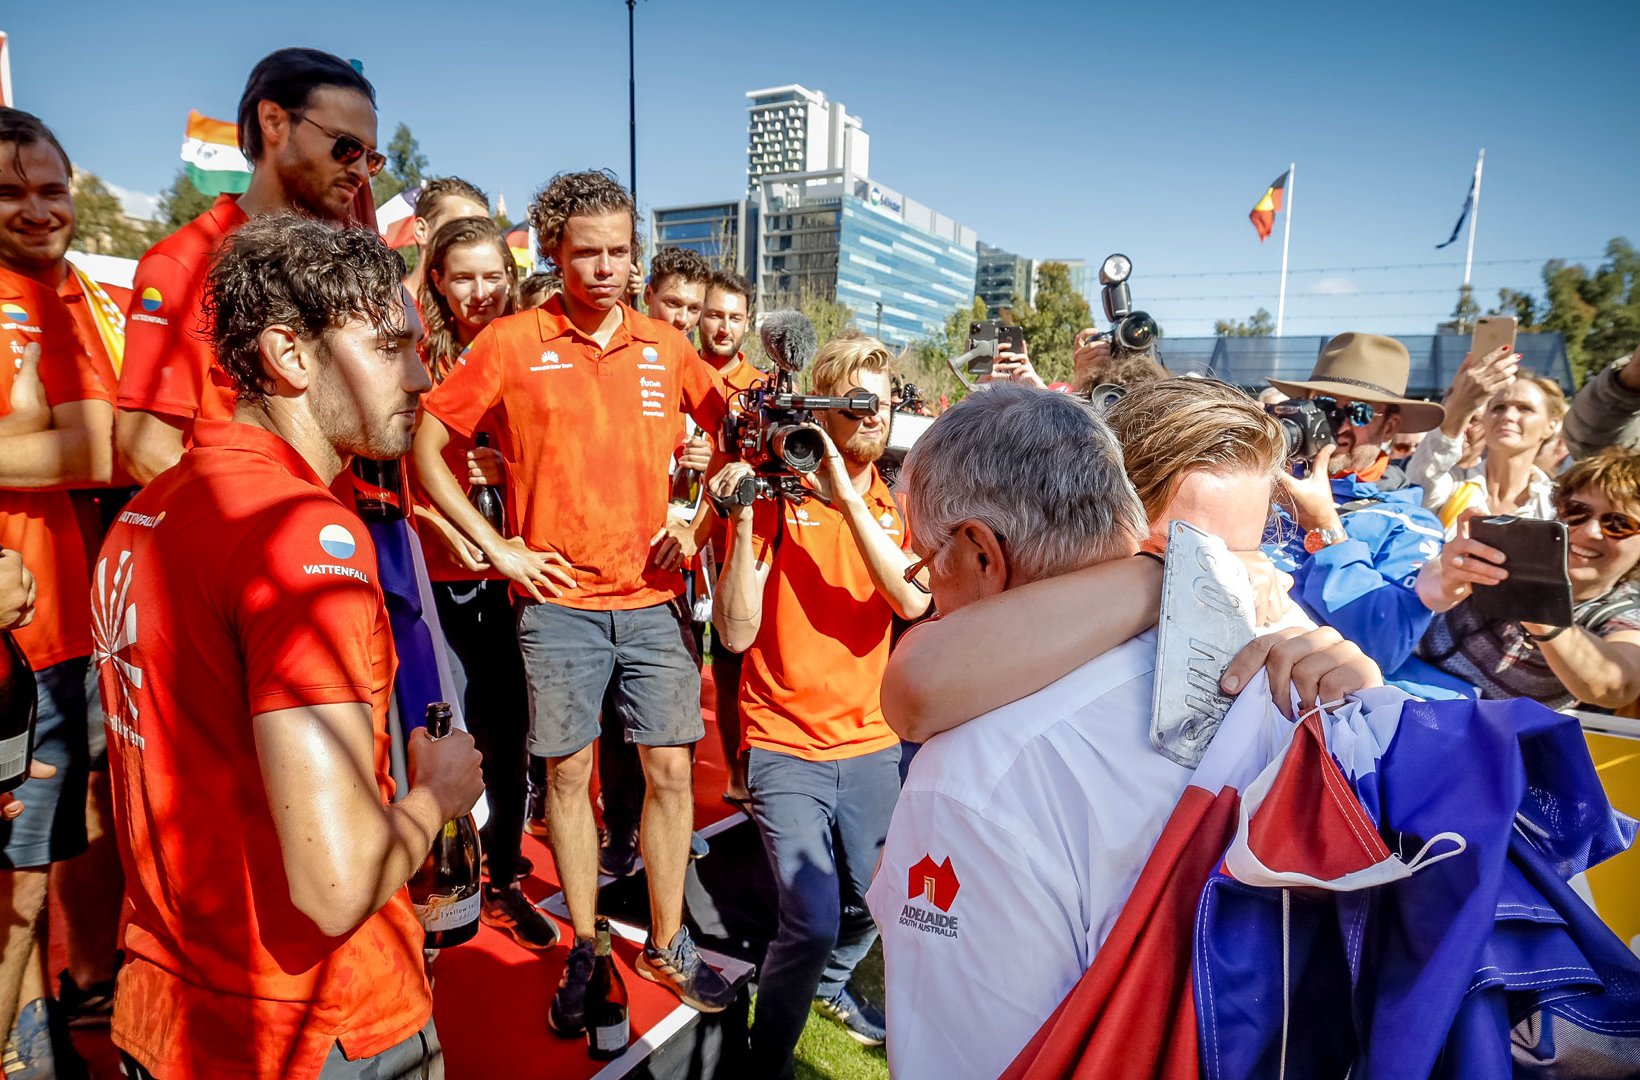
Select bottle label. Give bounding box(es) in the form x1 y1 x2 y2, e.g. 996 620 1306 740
593 1019 629 1053
414 889 479 933
0 731 28 784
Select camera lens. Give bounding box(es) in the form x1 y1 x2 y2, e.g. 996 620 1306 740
771 425 825 473
1116 312 1157 352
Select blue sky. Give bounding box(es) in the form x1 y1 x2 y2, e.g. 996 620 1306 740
9 1 1637 336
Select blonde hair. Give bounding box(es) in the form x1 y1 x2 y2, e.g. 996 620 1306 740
1103 378 1287 523
809 331 896 396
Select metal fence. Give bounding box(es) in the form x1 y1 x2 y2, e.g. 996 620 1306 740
1155 333 1571 398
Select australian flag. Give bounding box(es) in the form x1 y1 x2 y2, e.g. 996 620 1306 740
1436 154 1482 249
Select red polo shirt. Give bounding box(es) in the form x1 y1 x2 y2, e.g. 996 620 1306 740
736 468 907 761
0 266 110 669
118 194 248 423
423 296 729 610
95 420 431 1080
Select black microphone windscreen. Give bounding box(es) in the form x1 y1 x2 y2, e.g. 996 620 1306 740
759 311 819 373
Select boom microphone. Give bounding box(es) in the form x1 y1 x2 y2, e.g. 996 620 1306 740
759 310 818 373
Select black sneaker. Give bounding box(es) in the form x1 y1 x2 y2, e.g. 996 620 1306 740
480 883 561 952
636 927 734 1013
56 970 114 1029
599 825 640 878
815 986 887 1046
547 938 597 1037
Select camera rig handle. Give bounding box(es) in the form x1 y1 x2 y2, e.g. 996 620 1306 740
945 340 996 392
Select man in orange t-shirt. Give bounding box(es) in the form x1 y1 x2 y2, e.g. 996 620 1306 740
95 215 481 1080
116 47 383 485
413 170 736 1028
708 332 929 1075
0 107 118 1069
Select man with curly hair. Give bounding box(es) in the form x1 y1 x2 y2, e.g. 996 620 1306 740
95 215 483 1080
414 170 736 1027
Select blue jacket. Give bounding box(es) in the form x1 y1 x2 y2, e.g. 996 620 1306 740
1267 474 1449 694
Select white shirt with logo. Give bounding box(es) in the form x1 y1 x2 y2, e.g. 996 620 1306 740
866 629 1191 1079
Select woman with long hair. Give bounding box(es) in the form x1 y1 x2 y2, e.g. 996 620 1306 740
418 216 518 382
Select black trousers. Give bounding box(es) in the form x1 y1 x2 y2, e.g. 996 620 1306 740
431 579 530 884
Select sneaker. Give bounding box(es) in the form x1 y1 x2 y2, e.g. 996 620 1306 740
636 927 734 1013
815 986 887 1046
481 883 561 951
525 756 550 837
547 938 597 1037
689 831 710 860
57 970 114 1029
599 825 640 878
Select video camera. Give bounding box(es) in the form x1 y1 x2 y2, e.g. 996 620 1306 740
719 311 880 505
1265 398 1337 462
1095 253 1158 355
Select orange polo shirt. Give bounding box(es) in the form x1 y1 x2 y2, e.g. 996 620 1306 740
118 193 248 423
0 266 111 669
736 467 907 761
423 296 729 610
96 420 430 1080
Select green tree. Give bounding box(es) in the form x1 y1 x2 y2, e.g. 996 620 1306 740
155 169 214 233
1213 308 1275 337
1488 238 1639 385
372 123 427 204
1016 262 1093 384
69 173 155 259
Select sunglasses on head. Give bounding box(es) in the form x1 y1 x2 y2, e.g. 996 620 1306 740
1557 497 1640 539
1311 396 1375 427
294 113 386 176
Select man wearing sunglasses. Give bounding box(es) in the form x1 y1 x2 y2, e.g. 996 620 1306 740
1266 332 1452 694
707 333 927 1072
117 47 381 485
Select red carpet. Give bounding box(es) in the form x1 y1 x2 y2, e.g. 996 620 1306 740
48 667 753 1080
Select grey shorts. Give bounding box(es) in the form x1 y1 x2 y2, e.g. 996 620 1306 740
516 600 704 759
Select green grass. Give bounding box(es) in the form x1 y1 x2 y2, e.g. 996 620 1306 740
789 941 888 1080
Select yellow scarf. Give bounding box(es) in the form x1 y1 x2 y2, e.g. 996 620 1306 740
69 263 126 375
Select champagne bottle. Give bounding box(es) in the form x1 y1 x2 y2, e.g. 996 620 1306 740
585 916 631 1060
351 457 407 522
469 433 506 534
408 703 482 948
0 632 37 794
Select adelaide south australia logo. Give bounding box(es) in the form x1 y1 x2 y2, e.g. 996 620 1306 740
900 854 960 938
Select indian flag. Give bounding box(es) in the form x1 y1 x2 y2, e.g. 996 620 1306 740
181 110 251 196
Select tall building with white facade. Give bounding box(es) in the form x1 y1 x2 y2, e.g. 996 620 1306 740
746 85 870 194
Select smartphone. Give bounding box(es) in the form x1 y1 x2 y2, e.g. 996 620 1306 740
966 321 1027 377
1467 515 1573 628
1470 315 1518 364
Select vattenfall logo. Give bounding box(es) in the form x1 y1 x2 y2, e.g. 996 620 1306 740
899 854 960 939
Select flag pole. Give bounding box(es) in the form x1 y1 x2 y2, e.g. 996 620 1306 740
1276 161 1295 337
1462 149 1485 288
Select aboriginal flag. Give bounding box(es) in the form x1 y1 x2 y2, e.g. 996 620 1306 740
1249 170 1288 242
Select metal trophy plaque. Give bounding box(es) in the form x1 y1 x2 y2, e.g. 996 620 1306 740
1151 520 1258 768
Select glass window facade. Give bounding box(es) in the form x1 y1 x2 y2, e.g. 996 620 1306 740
836 201 978 346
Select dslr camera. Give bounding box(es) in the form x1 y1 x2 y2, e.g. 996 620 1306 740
719 311 880 505
1095 253 1159 355
1265 398 1337 462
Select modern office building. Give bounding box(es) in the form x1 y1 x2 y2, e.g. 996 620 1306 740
757 169 978 347
976 243 1036 315
745 85 870 194
649 200 759 281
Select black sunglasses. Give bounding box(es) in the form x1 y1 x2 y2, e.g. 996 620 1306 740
294 113 386 176
1557 497 1640 540
1312 396 1375 428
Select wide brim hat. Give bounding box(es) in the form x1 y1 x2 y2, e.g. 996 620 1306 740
1268 332 1446 434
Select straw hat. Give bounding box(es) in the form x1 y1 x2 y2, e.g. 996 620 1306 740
1268 332 1446 433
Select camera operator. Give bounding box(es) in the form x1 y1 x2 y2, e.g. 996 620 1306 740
708 333 927 1073
1264 333 1450 685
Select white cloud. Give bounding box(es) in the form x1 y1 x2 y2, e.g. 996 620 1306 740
1313 277 1359 296
106 182 161 222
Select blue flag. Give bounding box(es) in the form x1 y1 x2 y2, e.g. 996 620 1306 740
1436 159 1480 249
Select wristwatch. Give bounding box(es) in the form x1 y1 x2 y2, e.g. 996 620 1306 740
1303 526 1349 554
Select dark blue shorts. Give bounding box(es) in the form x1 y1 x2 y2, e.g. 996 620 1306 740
516 600 704 759
0 656 90 869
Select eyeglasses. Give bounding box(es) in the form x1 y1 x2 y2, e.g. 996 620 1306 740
1557 498 1640 539
1312 396 1375 428
902 529 1007 595
294 113 386 176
